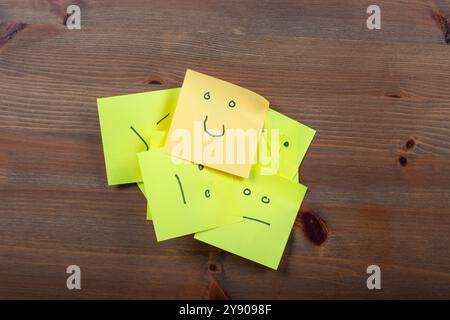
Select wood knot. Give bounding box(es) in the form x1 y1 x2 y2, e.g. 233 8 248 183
295 210 328 246
432 10 450 44
398 156 408 167
147 80 163 85
208 263 221 273
0 22 27 49
405 139 415 150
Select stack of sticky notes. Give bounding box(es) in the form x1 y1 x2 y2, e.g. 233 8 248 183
97 69 315 270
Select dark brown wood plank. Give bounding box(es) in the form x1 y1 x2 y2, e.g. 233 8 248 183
0 0 449 299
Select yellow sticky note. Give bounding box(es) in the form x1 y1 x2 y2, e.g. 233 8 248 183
259 109 316 180
138 149 242 241
164 69 269 178
195 173 307 270
97 88 179 185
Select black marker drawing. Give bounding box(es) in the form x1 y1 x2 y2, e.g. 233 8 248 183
130 126 149 151
283 141 289 147
243 216 271 226
156 113 170 125
198 164 204 171
203 115 225 138
174 174 187 204
261 196 270 204
228 100 236 108
243 188 251 196
204 189 211 198
204 92 210 100
259 128 268 146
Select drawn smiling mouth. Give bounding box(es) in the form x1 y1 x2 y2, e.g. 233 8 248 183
203 115 225 137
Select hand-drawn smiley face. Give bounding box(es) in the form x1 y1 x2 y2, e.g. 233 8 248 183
202 91 237 138
164 69 270 178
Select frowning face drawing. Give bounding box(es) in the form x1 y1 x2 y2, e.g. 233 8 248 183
164 69 269 178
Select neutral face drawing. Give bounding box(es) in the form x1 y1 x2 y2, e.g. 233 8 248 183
194 172 307 270
240 187 272 226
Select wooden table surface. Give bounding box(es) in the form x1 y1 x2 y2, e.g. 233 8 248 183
1 0 449 299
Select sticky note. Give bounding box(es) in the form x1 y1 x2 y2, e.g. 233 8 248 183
250 109 315 179
136 182 152 220
97 88 179 185
137 130 170 221
195 172 307 270
138 149 242 241
164 69 269 178
145 130 169 221
260 109 316 180
149 130 168 149
137 182 146 194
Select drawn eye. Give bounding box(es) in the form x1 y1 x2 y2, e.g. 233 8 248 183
228 100 236 108
261 196 270 204
204 189 211 198
243 188 251 196
283 141 289 147
204 92 211 100
198 164 204 171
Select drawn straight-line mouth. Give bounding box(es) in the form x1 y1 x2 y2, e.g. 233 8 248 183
203 115 225 138
242 216 271 226
175 174 187 205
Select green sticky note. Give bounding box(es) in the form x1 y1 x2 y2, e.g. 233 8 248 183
146 202 152 221
149 130 168 149
260 109 316 180
97 88 179 185
136 182 152 220
138 149 242 241
195 172 307 270
136 130 170 221
137 182 146 194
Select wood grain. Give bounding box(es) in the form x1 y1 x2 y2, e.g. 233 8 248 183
0 0 449 299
